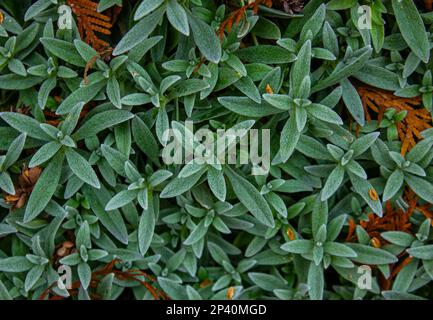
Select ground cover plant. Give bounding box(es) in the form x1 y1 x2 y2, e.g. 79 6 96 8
1 0 433 300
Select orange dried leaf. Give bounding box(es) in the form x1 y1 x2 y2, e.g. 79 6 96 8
286 227 296 240
265 84 274 94
200 279 212 288
357 85 431 156
39 259 168 300
67 0 114 51
368 188 379 201
217 0 274 38
227 287 235 300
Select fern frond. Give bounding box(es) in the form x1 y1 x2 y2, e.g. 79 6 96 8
67 0 113 50
358 85 431 156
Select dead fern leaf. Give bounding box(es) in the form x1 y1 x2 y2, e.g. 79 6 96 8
67 0 113 51
345 192 417 290
357 85 431 156
39 259 169 300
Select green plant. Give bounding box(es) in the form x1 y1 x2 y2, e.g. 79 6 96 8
1 0 433 301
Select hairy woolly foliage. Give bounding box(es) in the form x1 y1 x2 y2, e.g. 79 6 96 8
1 0 433 300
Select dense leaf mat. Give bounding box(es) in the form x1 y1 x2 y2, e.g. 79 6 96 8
1 0 433 300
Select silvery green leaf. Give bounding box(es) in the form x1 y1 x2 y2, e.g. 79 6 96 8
324 242 357 258
0 223 16 237
407 137 433 162
8 59 27 76
66 149 100 189
179 161 203 178
0 257 33 272
149 170 173 187
29 141 61 168
121 93 151 106
132 116 160 165
345 160 367 179
405 175 433 203
345 243 398 265
24 265 45 292
186 285 202 300
184 220 209 245
381 231 414 247
157 277 188 299
273 116 300 164
382 291 426 300
59 253 81 266
107 77 122 109
38 77 56 109
392 258 418 292
312 46 372 93
166 0 189 36
188 13 221 63
233 76 261 103
3 132 26 169
170 79 210 98
156 108 169 146
225 166 274 228
73 110 134 140
105 189 138 210
160 169 205 198
78 262 92 290
383 169 404 201
24 0 52 21
306 103 343 125
0 112 50 140
307 262 324 300
340 78 365 126
353 64 400 91
292 40 311 93
281 239 313 254
218 96 282 117
236 45 296 64
392 0 430 63
351 132 380 157
138 192 156 255
114 6 166 55
40 38 85 67
248 272 287 291
321 165 344 201
59 102 85 136
134 0 165 20
160 75 181 95
25 151 65 222
82 185 129 245
0 280 12 300
407 245 433 260
57 80 106 115
262 94 291 111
